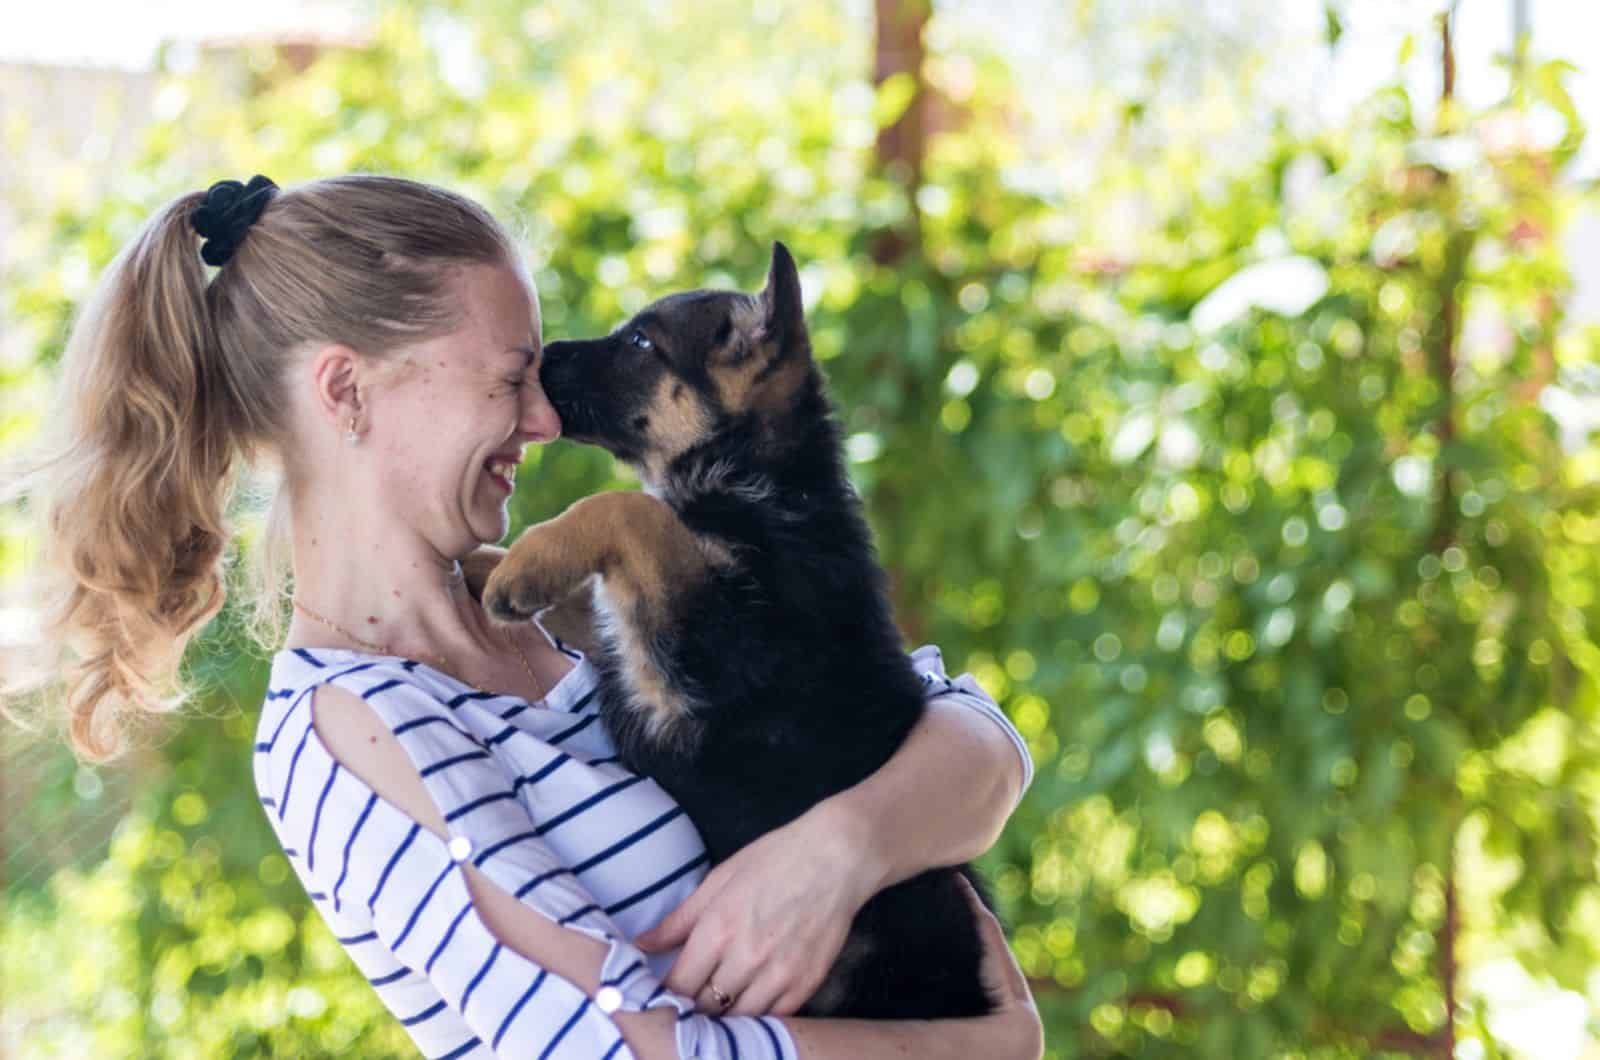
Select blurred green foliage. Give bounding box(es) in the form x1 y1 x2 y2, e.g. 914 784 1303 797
5 1 1600 1057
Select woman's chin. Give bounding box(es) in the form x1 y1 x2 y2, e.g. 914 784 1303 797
466 490 512 545
478 511 511 546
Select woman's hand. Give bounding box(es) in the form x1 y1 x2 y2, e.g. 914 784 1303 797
957 874 1044 1060
634 798 878 1016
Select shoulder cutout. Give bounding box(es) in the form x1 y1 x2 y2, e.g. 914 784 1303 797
306 682 451 843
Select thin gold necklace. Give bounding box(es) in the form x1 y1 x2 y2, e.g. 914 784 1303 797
290 596 545 702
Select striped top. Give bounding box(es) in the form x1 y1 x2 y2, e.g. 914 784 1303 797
253 625 1033 1060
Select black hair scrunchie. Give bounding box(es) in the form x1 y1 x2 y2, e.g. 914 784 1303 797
190 174 279 267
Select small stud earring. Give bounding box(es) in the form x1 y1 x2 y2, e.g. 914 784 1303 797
345 421 360 444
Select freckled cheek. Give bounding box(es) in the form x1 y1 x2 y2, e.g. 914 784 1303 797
382 391 462 486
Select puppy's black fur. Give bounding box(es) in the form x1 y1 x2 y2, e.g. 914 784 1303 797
485 244 994 1019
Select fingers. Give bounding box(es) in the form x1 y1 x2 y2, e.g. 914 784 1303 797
696 981 737 1015
635 904 693 952
956 875 1033 1006
770 983 814 1017
642 847 852 1017
677 933 811 1015
696 977 739 1015
694 946 829 1016
661 921 724 1000
727 967 790 1017
693 945 763 1014
639 861 733 952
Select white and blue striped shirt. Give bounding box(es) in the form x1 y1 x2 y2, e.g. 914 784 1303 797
253 630 1033 1060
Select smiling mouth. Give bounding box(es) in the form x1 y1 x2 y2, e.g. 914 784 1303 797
485 458 517 493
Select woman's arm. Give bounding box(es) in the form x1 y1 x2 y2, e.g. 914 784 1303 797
457 840 1039 1060
310 680 1039 1060
460 852 1039 1060
306 679 783 1058
825 685 1027 892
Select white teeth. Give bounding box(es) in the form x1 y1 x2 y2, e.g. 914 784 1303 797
488 460 515 482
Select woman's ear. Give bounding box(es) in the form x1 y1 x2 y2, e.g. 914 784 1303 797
309 343 368 430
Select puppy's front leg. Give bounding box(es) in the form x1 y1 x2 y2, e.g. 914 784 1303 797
483 492 709 625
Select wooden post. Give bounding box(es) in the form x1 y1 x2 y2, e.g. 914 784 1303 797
870 0 929 266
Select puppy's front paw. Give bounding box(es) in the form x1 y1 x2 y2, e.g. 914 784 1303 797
482 528 589 623
484 566 554 623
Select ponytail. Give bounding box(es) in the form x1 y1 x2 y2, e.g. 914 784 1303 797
4 173 522 762
3 192 242 762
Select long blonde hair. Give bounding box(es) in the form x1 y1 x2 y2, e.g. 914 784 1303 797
2 175 520 762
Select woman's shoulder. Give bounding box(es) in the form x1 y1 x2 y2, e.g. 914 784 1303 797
263 638 593 714
252 645 593 879
253 638 608 828
256 641 606 787
261 648 449 740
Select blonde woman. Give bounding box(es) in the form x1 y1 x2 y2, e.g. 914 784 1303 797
8 174 1042 1059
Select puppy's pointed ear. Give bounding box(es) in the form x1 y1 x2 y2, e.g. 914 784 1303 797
757 241 809 361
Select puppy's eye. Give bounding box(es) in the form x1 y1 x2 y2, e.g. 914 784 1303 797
628 330 654 352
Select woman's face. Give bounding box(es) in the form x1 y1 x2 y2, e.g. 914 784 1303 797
362 263 561 556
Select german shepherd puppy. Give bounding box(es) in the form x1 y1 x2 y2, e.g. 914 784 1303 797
479 243 993 1019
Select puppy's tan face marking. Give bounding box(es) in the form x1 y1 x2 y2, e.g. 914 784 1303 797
705 312 765 413
746 343 813 418
703 296 811 421
639 370 715 480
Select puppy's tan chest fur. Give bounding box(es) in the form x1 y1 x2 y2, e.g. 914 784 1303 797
589 577 702 750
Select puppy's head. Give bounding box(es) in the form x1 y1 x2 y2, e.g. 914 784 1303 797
540 242 812 478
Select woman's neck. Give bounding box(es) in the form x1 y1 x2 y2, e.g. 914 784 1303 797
284 498 497 668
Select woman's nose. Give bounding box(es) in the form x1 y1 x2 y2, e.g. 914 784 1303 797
520 382 562 443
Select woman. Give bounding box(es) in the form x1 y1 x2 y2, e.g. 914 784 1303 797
10 173 1042 1059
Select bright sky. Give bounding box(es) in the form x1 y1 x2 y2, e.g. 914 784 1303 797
4 0 1596 170
0 0 364 68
